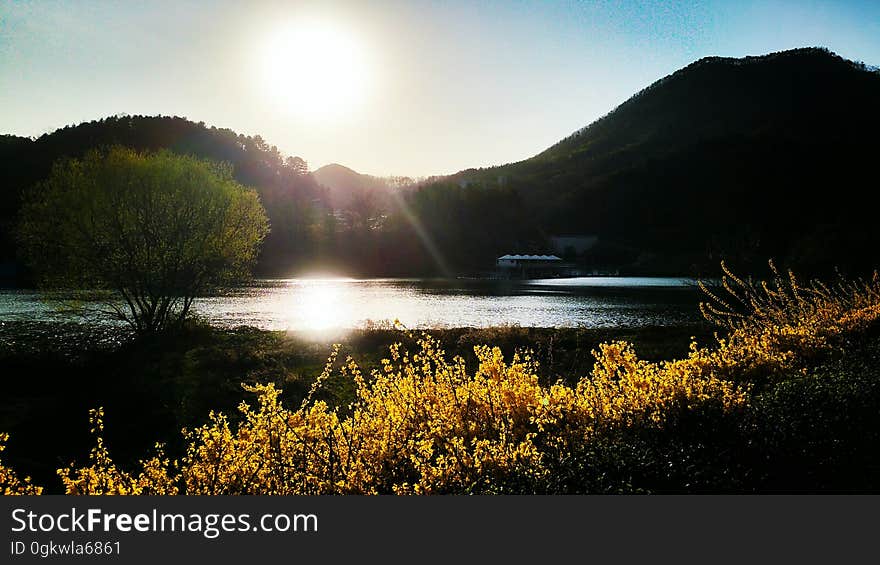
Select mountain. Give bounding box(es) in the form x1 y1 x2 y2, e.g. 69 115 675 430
313 163 391 209
444 47 880 274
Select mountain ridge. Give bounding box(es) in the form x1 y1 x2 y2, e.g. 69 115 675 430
428 46 880 274
312 163 393 210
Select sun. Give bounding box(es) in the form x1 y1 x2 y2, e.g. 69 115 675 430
260 20 370 121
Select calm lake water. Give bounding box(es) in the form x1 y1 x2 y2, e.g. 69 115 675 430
0 277 705 331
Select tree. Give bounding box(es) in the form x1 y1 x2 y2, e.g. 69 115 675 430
18 146 270 333
284 156 309 175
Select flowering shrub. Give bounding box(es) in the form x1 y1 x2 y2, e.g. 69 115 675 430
50 335 745 494
0 433 42 495
698 261 880 383
58 409 177 495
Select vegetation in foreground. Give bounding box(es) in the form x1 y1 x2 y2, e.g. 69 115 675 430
0 321 706 492
3 264 880 494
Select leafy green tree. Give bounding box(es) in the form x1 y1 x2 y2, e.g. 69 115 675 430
18 146 270 333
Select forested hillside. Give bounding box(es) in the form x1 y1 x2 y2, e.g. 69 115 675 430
446 47 880 275
0 116 328 276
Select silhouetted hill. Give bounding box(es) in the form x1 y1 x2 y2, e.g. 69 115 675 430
313 163 384 191
313 163 391 209
445 47 880 275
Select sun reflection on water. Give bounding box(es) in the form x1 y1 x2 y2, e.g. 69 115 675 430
278 278 353 331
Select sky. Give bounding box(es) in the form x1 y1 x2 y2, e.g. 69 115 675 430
2 0 879 177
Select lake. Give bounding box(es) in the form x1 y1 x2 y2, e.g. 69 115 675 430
0 277 707 332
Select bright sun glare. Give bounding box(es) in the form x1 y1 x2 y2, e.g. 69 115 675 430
261 20 370 121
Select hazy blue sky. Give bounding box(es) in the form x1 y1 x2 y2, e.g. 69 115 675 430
2 0 879 176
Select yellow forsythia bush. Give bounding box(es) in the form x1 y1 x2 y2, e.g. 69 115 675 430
0 433 42 495
56 335 747 494
697 261 880 383
58 409 177 495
